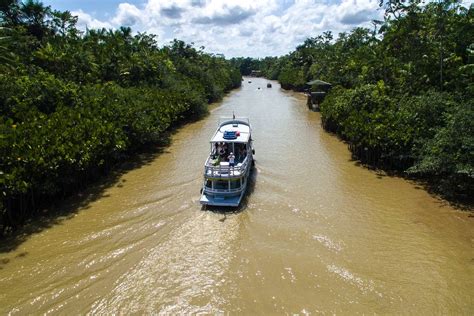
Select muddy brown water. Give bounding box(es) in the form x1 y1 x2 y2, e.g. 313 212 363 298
0 77 473 314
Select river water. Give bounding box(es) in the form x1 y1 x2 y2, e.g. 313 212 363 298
0 77 473 314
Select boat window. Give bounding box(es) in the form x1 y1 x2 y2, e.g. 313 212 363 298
230 180 240 189
206 180 212 188
214 180 228 190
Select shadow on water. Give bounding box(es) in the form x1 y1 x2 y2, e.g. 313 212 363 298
350 158 474 212
202 163 259 217
0 143 169 255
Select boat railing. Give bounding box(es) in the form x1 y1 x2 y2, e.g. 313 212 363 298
204 155 250 178
218 117 250 128
204 186 244 194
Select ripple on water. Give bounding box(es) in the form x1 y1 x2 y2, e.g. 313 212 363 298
283 267 296 283
313 235 344 252
326 264 383 298
89 211 240 314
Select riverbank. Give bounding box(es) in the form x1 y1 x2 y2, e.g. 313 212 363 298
243 69 472 205
0 83 242 237
278 84 473 208
0 4 242 235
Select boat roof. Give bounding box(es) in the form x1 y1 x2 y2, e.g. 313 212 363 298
210 119 251 143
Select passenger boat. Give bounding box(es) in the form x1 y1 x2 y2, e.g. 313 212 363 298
200 117 254 207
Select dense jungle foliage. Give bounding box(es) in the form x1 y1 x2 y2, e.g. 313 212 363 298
0 0 241 234
232 0 473 201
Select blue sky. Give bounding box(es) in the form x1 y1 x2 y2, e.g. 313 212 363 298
43 1 146 19
42 0 384 57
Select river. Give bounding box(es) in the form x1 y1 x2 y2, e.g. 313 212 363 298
0 77 473 314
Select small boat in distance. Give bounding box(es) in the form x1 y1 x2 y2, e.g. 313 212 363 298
200 117 254 207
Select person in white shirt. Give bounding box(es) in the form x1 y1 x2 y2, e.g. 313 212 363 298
228 152 235 167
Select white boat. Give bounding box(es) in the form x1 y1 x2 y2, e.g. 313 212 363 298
200 117 254 207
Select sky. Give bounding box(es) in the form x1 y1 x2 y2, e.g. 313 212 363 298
42 0 386 58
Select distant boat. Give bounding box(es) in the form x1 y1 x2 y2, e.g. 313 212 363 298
200 117 254 207
267 83 272 88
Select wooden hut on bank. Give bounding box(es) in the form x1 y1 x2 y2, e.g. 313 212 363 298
306 79 332 111
250 70 262 77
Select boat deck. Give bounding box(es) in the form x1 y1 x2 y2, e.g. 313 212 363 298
211 119 251 143
204 156 250 179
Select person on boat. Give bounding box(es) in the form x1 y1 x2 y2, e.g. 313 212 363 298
217 142 227 158
240 147 247 161
228 152 235 168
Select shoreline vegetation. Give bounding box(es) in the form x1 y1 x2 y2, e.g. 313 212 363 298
0 1 241 236
231 0 473 206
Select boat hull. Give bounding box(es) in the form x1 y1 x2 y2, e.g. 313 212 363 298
199 192 244 207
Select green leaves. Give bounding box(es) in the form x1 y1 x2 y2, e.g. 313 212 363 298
408 100 473 196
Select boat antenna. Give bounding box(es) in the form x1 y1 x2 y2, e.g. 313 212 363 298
233 111 235 120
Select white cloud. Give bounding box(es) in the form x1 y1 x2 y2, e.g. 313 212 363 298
112 3 144 27
336 0 380 25
72 9 113 30
71 0 383 57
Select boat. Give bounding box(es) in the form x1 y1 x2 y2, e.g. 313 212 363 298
200 117 254 207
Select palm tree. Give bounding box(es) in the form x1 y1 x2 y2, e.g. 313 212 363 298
0 27 14 66
20 0 51 39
